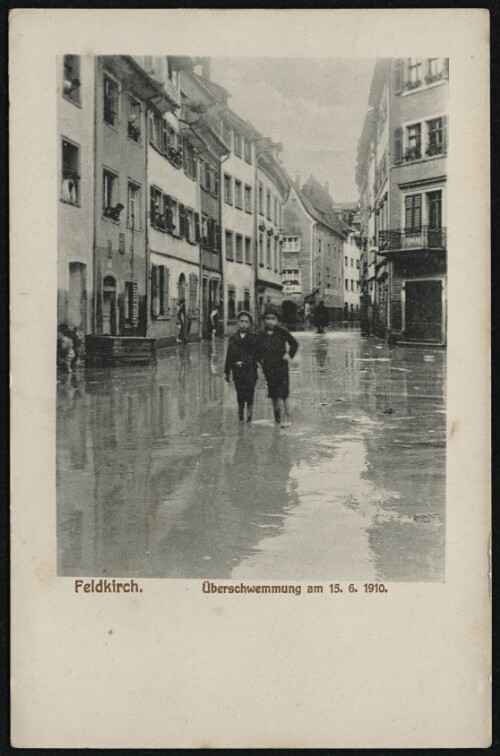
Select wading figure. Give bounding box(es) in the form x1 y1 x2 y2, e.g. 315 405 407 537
176 298 188 344
313 300 329 334
224 311 259 422
257 306 298 428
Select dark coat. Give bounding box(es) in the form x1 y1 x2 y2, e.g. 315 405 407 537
313 303 329 327
257 326 298 379
224 332 259 385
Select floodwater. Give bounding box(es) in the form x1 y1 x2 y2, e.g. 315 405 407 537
57 330 446 581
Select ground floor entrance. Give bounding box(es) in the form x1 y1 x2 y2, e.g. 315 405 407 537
403 279 444 343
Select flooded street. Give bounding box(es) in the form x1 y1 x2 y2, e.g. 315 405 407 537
57 330 446 581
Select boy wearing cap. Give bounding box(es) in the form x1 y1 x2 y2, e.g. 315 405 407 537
257 306 298 428
224 311 259 422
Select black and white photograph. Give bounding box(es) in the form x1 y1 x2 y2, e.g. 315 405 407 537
57 54 448 582
11 8 490 750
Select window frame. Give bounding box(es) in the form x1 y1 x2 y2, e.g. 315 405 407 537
127 180 141 229
127 94 142 143
103 71 120 128
62 55 81 107
224 173 233 206
234 179 243 210
103 168 120 220
61 136 81 207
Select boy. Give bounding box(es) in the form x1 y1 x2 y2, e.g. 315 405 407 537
257 306 298 428
224 311 259 422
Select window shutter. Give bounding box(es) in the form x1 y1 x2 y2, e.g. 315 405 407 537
216 224 221 253
213 173 219 197
149 187 156 224
394 59 404 93
405 196 413 229
442 115 448 154
192 149 197 180
164 194 172 232
163 267 170 315
394 127 403 164
194 212 200 243
443 58 449 78
413 194 422 229
179 204 186 238
159 266 165 315
151 264 159 318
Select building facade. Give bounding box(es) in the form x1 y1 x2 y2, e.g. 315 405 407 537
343 229 361 320
357 58 448 344
58 54 95 336
281 175 345 324
93 56 167 338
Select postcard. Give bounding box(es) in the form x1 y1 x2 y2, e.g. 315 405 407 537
10 8 490 748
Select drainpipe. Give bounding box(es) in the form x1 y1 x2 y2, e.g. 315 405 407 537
197 151 203 341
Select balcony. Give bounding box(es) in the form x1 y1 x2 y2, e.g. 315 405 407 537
379 226 447 253
282 284 302 295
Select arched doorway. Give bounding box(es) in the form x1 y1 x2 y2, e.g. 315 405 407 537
102 274 117 335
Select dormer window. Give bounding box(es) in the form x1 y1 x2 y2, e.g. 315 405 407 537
63 55 81 105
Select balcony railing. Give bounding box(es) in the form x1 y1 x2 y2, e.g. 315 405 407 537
379 226 447 252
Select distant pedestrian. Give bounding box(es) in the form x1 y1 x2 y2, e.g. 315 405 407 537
313 300 329 334
257 306 298 428
176 298 188 344
70 327 82 370
224 311 259 423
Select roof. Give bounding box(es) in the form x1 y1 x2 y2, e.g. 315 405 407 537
298 176 347 238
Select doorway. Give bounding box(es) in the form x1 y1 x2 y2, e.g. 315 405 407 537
404 280 443 342
102 275 117 335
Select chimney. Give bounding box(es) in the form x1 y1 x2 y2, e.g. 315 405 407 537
201 57 211 80
294 171 301 190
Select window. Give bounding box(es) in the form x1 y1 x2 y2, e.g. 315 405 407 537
224 174 233 205
245 236 252 264
351 280 354 291
266 236 271 268
405 193 422 231
244 138 252 164
234 132 243 157
274 238 279 272
185 208 196 243
61 139 80 206
127 96 141 142
407 58 422 87
225 230 234 260
258 182 264 215
427 190 442 229
183 140 197 180
405 123 421 161
212 170 219 198
199 215 208 245
345 280 349 291
351 258 354 267
127 181 140 228
344 256 348 266
235 180 243 209
150 186 164 230
103 74 119 126
283 236 300 252
243 289 251 310
243 185 252 214
151 265 169 318
222 122 232 149
63 55 81 105
103 169 120 219
202 160 211 192
259 232 264 266
266 189 272 220
274 197 278 225
169 198 179 235
427 117 444 156
235 234 243 262
227 289 236 320
427 58 444 82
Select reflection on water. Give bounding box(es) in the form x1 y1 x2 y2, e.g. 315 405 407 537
57 333 446 580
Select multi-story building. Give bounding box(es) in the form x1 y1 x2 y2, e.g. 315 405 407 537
357 58 448 344
281 174 345 323
255 139 289 317
342 228 361 320
93 56 170 338
58 54 95 336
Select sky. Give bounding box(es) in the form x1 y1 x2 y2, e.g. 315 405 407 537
210 57 375 203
